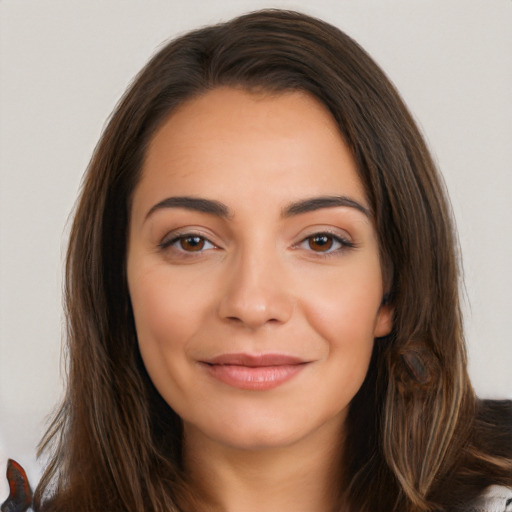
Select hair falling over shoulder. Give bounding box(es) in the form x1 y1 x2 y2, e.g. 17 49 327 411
33 9 512 512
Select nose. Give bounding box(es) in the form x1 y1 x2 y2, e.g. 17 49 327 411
217 250 294 329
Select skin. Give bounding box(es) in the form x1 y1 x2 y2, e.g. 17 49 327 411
127 87 392 511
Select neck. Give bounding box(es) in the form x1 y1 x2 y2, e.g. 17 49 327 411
183 419 346 512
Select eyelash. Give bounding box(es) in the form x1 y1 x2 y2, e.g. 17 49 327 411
159 231 355 257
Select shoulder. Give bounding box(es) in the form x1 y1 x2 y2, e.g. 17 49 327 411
447 399 512 511
474 399 512 459
468 485 512 512
476 399 512 428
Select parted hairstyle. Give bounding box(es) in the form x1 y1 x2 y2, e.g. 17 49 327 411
34 9 512 512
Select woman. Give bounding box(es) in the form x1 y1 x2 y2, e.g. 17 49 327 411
31 9 511 512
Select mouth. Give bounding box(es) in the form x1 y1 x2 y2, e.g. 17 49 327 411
199 353 309 391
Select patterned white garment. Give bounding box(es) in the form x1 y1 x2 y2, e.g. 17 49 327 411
469 486 512 512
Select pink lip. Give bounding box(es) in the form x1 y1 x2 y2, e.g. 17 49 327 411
200 353 308 390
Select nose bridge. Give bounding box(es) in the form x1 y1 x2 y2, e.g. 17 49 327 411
218 239 293 328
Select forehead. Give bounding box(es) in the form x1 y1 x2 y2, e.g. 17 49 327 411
133 87 367 220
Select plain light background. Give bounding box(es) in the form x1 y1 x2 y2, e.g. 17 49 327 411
1 0 511 489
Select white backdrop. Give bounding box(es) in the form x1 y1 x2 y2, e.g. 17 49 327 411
1 0 511 488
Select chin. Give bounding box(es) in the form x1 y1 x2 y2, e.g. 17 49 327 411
207 424 307 452
184 405 344 453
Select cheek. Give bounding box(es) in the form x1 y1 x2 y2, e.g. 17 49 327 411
130 266 209 343
128 267 211 391
296 263 383 394
298 260 384 344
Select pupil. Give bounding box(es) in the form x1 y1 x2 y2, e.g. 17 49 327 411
310 235 332 251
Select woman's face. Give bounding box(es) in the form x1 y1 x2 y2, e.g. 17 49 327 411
127 87 392 451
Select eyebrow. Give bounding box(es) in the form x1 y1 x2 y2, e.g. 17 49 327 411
145 196 231 220
283 195 370 218
145 194 370 221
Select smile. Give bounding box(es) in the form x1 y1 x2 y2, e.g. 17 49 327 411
200 353 309 390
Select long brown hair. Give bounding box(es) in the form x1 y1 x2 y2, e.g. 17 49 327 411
34 9 512 512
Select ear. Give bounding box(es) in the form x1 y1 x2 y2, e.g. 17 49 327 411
373 302 393 338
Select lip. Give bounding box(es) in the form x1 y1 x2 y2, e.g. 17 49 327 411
200 353 309 390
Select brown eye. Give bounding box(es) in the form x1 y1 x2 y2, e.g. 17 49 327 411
179 236 206 251
160 233 216 254
308 234 334 252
